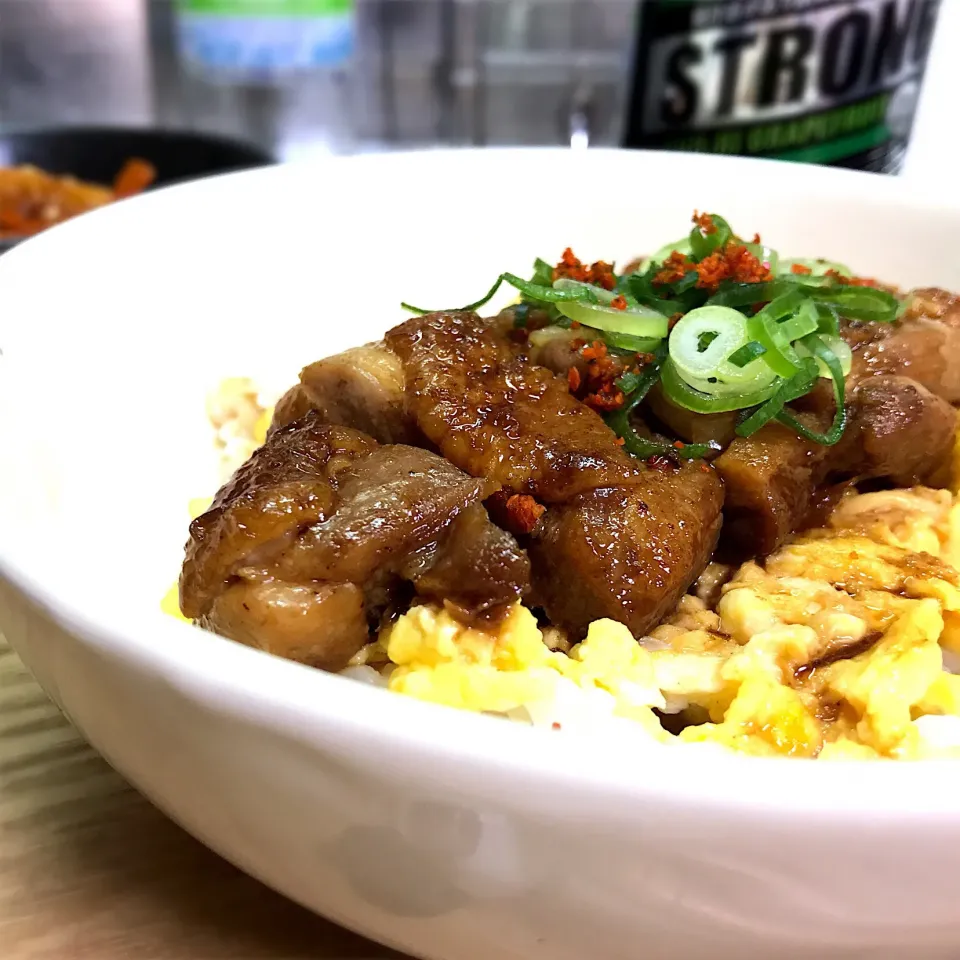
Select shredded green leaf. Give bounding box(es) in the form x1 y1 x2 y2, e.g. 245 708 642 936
400 212 888 449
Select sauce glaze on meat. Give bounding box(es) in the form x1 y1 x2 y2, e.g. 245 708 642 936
181 277 960 670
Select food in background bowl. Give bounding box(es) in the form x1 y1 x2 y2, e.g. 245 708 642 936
0 159 155 238
172 210 960 762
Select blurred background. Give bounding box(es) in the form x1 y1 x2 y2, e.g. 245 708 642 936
0 0 955 175
0 0 634 158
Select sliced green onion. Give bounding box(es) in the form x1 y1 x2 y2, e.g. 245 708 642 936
552 277 614 301
735 359 819 438
794 333 852 380
780 258 851 278
606 349 719 461
707 279 795 307
670 306 749 382
622 272 683 315
810 285 898 323
744 242 779 276
745 290 806 377
616 432 721 461
776 299 819 343
671 271 700 294
401 273 507 315
601 330 663 354
530 258 555 287
639 237 692 273
776 334 847 445
727 341 766 368
510 274 601 304
815 302 840 336
614 344 667 399
553 279 669 337
660 358 780 413
689 214 733 261
669 306 777 389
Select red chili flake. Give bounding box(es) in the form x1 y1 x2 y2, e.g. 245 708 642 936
567 367 582 392
653 250 695 286
570 337 630 412
614 436 626 446
504 494 546 535
571 337 587 350
636 351 655 365
694 242 772 293
673 440 685 449
751 233 761 244
581 340 607 362
609 294 628 311
570 320 582 329
700 464 712 473
791 263 813 276
590 260 617 291
551 721 562 730
552 247 617 290
692 210 716 234
584 385 625 413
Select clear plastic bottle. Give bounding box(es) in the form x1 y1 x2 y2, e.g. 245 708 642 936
622 0 943 173
171 0 356 158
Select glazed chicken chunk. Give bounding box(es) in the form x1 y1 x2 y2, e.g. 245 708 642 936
181 412 530 670
385 310 725 637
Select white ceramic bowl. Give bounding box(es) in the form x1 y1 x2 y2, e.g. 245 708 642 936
3 149 960 960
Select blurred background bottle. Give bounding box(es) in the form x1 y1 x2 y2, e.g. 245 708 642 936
166 0 356 158
0 0 950 175
622 0 943 174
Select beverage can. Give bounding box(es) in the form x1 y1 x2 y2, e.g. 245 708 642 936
623 0 942 173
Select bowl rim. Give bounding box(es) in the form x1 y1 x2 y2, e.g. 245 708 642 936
4 146 960 822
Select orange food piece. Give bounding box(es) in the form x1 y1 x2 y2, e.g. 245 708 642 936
504 494 546 534
0 158 156 239
694 242 772 291
552 247 617 290
112 157 157 198
692 210 716 234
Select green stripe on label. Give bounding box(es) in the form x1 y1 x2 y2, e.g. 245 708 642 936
178 0 351 15
771 124 891 165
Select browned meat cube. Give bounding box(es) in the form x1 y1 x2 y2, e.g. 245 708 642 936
270 342 420 444
181 412 530 670
385 311 724 638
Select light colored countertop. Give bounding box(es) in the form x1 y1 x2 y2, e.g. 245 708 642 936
0 634 401 960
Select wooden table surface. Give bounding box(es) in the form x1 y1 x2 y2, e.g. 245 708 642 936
0 634 403 959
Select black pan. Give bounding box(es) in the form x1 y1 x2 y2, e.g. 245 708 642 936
0 125 276 252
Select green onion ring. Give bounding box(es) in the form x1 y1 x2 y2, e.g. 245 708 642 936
660 358 780 413
735 358 819 438
745 290 807 377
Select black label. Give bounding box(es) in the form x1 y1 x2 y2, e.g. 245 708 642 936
623 0 941 172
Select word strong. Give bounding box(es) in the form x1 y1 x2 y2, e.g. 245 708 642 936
625 0 942 173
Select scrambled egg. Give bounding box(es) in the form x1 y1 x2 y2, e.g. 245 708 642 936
370 486 960 760
377 603 670 742
168 386 960 760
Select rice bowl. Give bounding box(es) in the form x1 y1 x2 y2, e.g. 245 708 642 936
4 150 960 960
